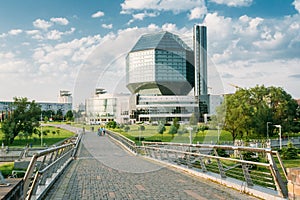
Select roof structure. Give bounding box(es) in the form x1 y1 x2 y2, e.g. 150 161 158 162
130 31 192 52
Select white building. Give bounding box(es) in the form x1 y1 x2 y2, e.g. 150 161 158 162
85 89 130 125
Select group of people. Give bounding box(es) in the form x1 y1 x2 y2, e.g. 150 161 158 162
97 127 106 136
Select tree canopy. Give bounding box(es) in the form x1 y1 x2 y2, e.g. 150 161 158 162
1 97 41 144
212 85 298 141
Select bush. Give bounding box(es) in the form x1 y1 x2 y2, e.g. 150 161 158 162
281 141 298 160
138 125 145 131
157 123 166 134
124 125 130 132
169 125 177 134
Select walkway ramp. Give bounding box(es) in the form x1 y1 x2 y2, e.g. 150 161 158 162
45 131 257 200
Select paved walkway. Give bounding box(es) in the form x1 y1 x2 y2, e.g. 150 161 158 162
45 131 258 200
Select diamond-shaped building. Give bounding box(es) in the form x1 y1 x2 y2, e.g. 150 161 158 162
126 31 195 96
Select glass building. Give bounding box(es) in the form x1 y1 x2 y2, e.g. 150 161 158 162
126 31 198 123
126 31 194 96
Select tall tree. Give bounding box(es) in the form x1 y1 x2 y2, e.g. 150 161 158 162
1 97 41 144
213 85 298 141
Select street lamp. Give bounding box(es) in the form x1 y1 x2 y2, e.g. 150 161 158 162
274 125 282 149
187 127 193 144
40 113 43 147
266 122 271 140
217 123 221 143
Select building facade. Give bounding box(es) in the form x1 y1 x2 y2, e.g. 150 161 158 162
0 90 72 121
126 31 198 123
85 89 130 125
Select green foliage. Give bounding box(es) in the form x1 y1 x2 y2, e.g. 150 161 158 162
1 97 41 144
173 118 180 130
169 125 177 134
65 110 74 121
213 85 298 141
0 162 14 177
106 121 117 129
215 148 229 157
281 141 299 160
138 125 145 131
124 125 130 132
157 123 166 134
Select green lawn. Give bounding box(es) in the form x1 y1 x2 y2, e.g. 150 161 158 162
110 124 233 144
0 126 75 148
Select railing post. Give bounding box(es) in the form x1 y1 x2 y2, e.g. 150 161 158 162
213 148 226 178
266 151 288 198
239 152 253 186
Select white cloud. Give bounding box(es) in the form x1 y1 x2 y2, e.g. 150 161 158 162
121 0 206 14
47 30 64 40
91 11 105 18
33 19 53 30
0 52 15 59
293 0 300 13
0 33 7 38
8 29 23 35
102 24 113 29
127 11 159 25
50 17 69 25
162 23 177 32
188 6 207 20
210 0 253 7
26 30 40 35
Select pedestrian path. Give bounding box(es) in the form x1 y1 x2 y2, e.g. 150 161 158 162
45 131 258 200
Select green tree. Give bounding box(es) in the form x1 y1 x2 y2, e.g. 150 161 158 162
1 97 41 144
213 85 298 141
172 117 180 130
106 121 117 129
157 123 166 134
65 110 74 121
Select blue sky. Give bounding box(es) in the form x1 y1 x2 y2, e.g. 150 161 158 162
0 0 300 106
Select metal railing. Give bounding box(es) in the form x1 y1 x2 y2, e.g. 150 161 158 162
23 134 82 200
141 142 288 199
106 130 137 154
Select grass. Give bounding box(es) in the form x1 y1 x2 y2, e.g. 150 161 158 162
109 124 233 145
0 125 75 148
0 162 14 177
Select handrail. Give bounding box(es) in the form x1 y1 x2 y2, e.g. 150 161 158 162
141 141 288 199
106 130 137 154
23 133 82 200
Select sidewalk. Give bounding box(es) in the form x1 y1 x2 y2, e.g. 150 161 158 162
45 131 258 200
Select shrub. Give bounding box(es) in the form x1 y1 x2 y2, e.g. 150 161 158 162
281 141 298 160
169 125 178 134
124 125 130 132
157 123 166 134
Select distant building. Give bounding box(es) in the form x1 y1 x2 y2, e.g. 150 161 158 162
85 89 130 125
194 24 208 117
0 90 72 121
58 90 72 104
85 27 223 124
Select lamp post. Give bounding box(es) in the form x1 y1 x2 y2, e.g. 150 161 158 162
187 127 193 144
274 125 282 149
217 123 221 143
40 113 43 147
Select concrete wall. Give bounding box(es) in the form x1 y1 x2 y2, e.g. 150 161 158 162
287 168 300 200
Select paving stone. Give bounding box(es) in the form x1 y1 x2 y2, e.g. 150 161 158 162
45 132 258 200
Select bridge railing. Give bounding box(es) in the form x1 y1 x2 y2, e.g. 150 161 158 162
106 130 137 154
141 142 288 199
23 133 82 200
